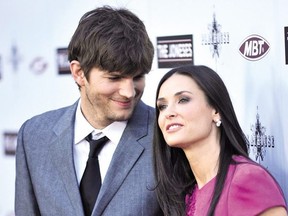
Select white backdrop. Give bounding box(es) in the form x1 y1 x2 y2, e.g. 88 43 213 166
0 0 287 215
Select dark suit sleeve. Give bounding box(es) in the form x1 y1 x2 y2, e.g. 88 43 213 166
15 120 41 216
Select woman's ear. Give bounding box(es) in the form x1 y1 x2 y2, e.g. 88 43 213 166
70 60 85 87
212 109 221 123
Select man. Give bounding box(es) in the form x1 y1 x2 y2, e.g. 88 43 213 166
15 6 163 216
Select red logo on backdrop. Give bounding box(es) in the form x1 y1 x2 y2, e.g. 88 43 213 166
239 34 270 61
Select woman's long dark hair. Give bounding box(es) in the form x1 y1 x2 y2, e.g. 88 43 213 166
153 65 249 216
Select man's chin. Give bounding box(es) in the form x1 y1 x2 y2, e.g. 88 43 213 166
111 110 134 122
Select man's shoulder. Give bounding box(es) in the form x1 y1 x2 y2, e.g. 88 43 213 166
20 101 78 130
137 100 155 113
33 102 76 120
134 101 155 121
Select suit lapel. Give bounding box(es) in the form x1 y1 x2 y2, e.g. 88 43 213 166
49 101 84 215
93 101 149 215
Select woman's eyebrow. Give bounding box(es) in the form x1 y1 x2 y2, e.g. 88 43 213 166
157 90 193 102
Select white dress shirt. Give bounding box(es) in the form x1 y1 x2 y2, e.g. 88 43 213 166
73 100 127 185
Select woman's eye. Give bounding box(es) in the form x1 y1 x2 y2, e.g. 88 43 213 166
157 104 167 111
179 97 190 104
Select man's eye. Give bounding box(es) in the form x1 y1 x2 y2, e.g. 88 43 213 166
134 75 144 81
109 76 121 81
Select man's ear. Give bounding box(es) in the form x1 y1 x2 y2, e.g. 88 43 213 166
70 60 85 86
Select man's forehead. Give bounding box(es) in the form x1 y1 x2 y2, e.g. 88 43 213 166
108 70 145 77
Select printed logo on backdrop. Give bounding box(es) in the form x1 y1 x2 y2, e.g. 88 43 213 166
10 44 22 72
29 57 48 74
157 35 193 68
239 35 270 61
3 132 18 155
247 107 275 165
285 27 288 65
202 13 229 58
57 48 70 74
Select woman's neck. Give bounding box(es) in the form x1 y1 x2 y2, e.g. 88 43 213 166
184 141 220 189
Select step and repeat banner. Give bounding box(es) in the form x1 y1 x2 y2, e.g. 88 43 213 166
0 0 287 215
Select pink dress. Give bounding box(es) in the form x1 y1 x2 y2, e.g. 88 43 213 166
186 155 287 216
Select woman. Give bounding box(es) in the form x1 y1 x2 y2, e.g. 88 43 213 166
153 65 287 215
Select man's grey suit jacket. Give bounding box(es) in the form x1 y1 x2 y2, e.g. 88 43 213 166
15 100 163 216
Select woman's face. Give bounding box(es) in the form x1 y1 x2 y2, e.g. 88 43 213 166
156 73 218 149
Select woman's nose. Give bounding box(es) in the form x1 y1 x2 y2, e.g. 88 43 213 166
164 109 177 119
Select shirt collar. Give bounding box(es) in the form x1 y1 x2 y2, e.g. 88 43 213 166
74 100 127 144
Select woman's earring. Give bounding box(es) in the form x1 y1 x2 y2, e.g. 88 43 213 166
216 119 222 127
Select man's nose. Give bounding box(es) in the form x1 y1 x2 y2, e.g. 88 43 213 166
119 78 136 98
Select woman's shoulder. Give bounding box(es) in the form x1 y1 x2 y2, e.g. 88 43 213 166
224 155 286 215
230 155 283 194
232 155 266 174
231 155 279 182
